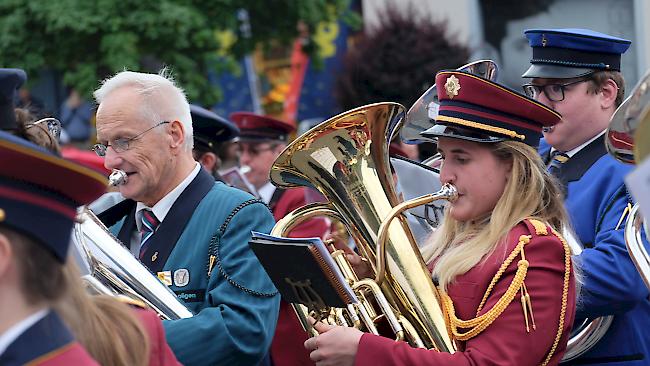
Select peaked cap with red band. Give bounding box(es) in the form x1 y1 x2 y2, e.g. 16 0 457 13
421 70 561 147
0 131 107 262
230 112 295 142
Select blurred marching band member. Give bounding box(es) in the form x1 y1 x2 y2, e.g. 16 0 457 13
0 130 105 365
92 70 279 365
304 70 577 365
521 28 650 365
0 68 180 366
190 104 240 182
231 111 331 366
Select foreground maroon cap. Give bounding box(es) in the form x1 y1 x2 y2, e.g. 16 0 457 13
421 70 561 147
230 112 295 142
0 131 107 262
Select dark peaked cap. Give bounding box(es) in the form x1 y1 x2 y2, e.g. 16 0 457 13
230 112 295 142
522 28 631 79
190 104 239 152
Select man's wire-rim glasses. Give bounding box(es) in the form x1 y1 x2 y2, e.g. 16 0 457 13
92 121 170 157
522 77 591 102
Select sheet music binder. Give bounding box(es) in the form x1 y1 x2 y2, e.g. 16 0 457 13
249 232 357 309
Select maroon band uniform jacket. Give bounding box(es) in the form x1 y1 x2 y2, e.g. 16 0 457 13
355 219 576 366
269 187 330 366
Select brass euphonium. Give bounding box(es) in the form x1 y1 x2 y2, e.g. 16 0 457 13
605 69 650 289
270 102 456 352
71 207 193 320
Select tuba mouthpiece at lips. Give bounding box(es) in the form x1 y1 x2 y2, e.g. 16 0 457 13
108 169 128 186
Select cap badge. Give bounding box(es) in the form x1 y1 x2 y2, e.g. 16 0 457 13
0 208 5 222
445 75 461 99
542 34 547 47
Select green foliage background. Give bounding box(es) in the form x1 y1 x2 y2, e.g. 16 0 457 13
0 0 359 105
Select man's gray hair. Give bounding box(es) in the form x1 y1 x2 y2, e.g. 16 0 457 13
94 68 194 150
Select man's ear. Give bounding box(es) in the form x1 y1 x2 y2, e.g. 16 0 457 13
198 152 218 171
600 78 619 110
169 120 186 151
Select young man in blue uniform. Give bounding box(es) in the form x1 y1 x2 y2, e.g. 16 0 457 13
522 28 650 364
0 129 107 365
93 71 280 365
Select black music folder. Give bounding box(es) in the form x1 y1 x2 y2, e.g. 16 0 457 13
249 232 357 309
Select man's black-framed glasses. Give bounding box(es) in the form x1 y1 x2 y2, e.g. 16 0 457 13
92 121 170 157
522 78 591 102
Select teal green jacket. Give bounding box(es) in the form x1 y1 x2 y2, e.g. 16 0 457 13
110 169 280 365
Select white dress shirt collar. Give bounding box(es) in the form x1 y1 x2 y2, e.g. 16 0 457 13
135 162 201 231
0 308 49 356
551 130 606 158
258 181 276 205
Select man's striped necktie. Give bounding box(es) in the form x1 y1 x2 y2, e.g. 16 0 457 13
139 209 159 260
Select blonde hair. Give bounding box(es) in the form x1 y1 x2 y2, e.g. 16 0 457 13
422 141 571 290
55 263 150 366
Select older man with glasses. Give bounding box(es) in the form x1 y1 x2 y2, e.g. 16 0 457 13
92 70 280 366
522 28 650 365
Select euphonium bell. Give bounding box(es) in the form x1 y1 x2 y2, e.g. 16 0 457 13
270 102 456 352
71 207 193 320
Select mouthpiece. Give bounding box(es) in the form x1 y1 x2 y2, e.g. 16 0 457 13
108 169 128 186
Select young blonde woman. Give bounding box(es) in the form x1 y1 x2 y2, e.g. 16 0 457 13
304 70 577 366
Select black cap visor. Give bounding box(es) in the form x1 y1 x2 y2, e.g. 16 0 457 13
420 124 506 144
522 64 596 79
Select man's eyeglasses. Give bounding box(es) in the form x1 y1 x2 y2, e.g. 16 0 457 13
522 78 591 102
92 121 170 157
26 118 62 141
239 143 278 157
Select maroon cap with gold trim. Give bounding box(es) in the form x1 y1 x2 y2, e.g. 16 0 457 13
0 131 107 262
421 70 561 147
229 112 295 142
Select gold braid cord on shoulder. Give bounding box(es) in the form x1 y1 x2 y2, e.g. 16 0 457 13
439 219 572 366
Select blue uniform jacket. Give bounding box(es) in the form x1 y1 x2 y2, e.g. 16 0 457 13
540 138 650 365
0 310 98 366
110 168 280 365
